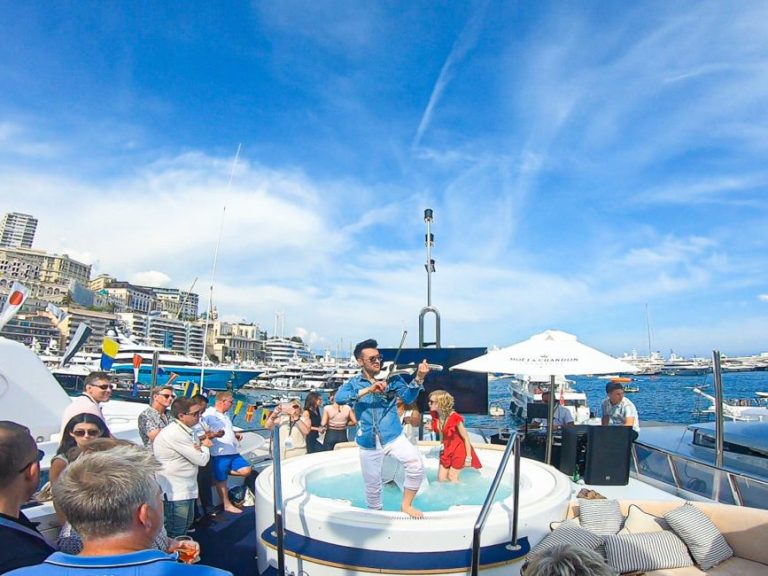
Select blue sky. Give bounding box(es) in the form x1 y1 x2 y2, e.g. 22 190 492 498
1 1 767 357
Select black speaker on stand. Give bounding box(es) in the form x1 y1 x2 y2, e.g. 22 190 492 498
559 425 589 478
584 426 633 485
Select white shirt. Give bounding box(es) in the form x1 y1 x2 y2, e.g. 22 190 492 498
153 420 210 501
601 396 640 433
202 406 238 456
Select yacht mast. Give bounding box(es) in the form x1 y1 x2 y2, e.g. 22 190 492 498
200 144 241 388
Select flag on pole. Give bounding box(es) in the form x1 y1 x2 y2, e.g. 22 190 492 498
0 281 29 332
182 381 198 398
245 405 255 423
100 337 119 370
45 302 68 325
559 384 565 406
259 408 270 427
167 372 179 387
233 400 244 416
60 323 93 367
132 354 143 383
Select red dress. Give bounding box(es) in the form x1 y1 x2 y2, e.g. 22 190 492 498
431 411 482 470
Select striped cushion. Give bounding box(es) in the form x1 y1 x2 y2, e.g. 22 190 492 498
527 522 604 561
604 531 694 572
549 517 580 531
578 498 623 535
664 503 734 569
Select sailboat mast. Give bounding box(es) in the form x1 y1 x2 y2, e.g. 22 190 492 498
200 144 241 388
645 303 653 357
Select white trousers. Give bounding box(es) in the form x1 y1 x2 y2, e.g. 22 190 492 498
359 433 425 510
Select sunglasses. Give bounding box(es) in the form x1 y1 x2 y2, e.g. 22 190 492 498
185 410 202 417
157 393 174 399
365 355 384 364
90 383 113 391
17 449 45 473
72 428 102 438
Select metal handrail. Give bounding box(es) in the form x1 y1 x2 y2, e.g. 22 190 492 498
632 440 768 507
270 425 286 576
471 434 521 576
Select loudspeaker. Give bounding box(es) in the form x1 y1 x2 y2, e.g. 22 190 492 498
584 426 633 485
559 425 589 477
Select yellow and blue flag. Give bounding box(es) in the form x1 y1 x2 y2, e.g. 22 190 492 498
100 337 119 370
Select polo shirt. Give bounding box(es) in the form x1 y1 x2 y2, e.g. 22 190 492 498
0 512 55 574
6 549 232 575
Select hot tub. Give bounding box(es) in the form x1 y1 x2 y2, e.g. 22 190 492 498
255 443 571 576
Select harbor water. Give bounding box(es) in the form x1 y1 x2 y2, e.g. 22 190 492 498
229 371 768 432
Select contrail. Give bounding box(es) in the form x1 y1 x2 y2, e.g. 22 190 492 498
412 2 489 150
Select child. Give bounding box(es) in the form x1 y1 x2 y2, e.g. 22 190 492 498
428 390 481 481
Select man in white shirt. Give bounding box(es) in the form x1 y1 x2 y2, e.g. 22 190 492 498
201 392 251 514
601 382 640 441
153 397 212 537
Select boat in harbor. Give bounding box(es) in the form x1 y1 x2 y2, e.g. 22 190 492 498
108 332 261 390
692 387 768 422
507 374 591 424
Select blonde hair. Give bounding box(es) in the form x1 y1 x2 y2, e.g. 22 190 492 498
429 390 454 419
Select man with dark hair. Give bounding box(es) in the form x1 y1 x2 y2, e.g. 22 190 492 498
138 386 173 447
601 382 640 440
335 339 430 518
59 371 112 433
191 395 216 523
0 421 55 573
153 398 212 537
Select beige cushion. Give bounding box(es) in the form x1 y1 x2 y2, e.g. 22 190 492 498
619 504 669 534
646 555 768 575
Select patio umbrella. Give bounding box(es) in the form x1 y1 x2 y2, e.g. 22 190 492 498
451 329 639 464
450 329 639 376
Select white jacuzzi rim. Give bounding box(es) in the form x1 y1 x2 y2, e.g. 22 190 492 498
256 444 572 522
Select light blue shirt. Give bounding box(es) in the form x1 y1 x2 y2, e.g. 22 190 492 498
601 396 640 433
335 373 423 449
6 550 231 575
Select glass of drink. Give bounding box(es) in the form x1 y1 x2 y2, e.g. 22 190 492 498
174 535 200 564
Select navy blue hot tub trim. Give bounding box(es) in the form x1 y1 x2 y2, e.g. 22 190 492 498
260 525 530 572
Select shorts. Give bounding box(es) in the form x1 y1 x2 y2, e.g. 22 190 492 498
211 454 250 481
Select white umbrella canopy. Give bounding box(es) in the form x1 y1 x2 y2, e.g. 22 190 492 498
451 329 638 377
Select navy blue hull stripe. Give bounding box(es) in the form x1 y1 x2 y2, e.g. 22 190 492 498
260 525 529 573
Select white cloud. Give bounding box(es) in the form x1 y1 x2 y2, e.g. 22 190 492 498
130 270 172 287
759 294 768 302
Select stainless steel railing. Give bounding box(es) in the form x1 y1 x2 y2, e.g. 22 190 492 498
471 434 522 576
270 425 286 576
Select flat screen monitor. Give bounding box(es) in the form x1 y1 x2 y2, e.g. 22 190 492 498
526 402 549 420
378 347 488 415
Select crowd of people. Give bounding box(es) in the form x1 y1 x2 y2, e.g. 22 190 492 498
5 336 634 573
0 369 259 575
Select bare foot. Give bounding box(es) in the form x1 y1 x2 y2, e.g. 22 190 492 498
224 506 243 514
402 505 424 519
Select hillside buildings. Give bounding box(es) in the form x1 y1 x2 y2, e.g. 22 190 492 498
0 212 37 248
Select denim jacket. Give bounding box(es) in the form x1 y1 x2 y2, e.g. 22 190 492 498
335 373 423 449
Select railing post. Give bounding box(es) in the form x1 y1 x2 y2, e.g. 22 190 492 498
271 425 286 576
471 434 521 576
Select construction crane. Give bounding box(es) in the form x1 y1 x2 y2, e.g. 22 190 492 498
177 277 198 320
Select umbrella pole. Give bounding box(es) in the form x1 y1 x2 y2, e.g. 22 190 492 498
545 375 555 465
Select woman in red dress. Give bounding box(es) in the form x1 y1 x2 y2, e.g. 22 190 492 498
429 390 481 482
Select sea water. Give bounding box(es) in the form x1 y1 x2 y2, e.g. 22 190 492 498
304 466 512 512
232 371 768 430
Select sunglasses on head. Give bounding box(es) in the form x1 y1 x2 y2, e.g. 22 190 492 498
17 449 45 473
72 428 102 438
